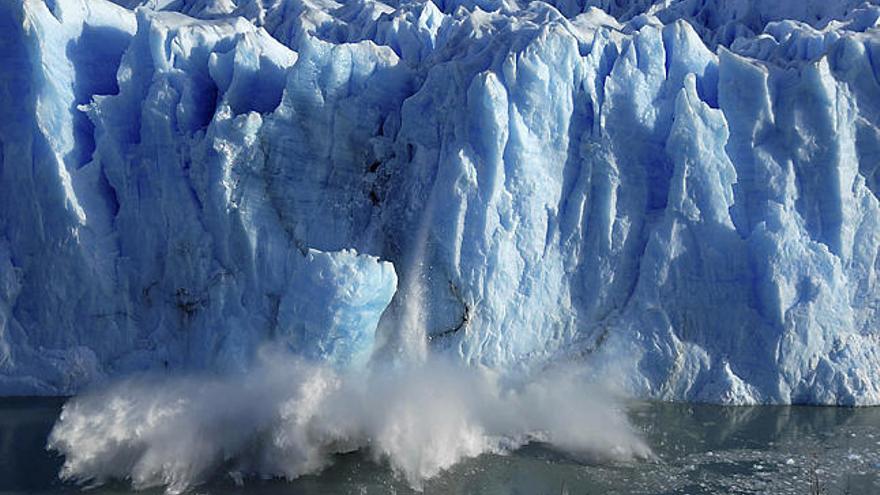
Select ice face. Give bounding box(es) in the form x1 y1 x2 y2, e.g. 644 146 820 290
2 0 880 404
0 0 397 393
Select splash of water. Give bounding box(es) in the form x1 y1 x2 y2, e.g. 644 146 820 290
48 350 650 494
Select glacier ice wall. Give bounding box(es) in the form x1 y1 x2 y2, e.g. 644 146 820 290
2 0 880 404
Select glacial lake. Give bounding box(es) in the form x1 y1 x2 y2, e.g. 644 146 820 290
2 397 879 495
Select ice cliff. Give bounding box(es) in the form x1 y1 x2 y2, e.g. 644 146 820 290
2 0 880 404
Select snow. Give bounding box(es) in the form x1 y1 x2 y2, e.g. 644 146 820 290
2 0 880 404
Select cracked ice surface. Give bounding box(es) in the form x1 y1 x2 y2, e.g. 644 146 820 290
2 0 880 404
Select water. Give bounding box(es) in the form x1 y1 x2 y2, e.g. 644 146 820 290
2 397 879 495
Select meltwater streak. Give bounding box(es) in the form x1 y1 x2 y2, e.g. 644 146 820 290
47 351 650 494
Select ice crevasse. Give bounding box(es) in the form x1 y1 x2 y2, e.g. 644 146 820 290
2 0 880 404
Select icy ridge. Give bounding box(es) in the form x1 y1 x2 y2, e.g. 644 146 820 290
2 0 880 404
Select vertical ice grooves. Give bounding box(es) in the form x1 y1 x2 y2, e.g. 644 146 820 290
2 0 880 404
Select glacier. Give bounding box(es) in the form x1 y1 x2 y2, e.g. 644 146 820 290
2 0 880 405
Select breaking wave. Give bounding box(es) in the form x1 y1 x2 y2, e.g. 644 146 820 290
48 350 650 493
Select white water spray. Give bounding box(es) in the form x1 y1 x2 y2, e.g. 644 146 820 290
48 350 650 494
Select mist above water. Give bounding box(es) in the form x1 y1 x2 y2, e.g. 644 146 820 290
48 350 650 494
